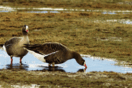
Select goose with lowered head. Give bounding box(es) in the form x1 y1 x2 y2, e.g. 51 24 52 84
24 42 87 69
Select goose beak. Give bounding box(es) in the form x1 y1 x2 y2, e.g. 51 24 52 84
84 62 87 68
83 62 87 72
26 30 28 32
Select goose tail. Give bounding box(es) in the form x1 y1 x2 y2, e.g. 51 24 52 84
0 44 4 50
24 46 46 62
0 44 7 53
0 44 3 47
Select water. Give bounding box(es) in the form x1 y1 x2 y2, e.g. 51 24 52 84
1 6 132 14
0 50 132 73
0 10 10 12
1 6 132 25
94 19 132 25
26 11 59 13
102 11 116 14
11 84 40 88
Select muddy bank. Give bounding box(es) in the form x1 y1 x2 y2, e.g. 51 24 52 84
0 70 132 87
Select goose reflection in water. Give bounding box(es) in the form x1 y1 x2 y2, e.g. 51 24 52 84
5 63 86 72
36 66 86 72
6 63 28 70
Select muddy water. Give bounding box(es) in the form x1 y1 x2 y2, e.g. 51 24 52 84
0 50 132 73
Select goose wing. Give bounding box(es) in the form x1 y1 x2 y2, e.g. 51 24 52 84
44 50 65 64
5 37 21 46
24 42 67 55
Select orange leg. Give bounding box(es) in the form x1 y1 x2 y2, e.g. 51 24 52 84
11 57 13 64
20 58 22 64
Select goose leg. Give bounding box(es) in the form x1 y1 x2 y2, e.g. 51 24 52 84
20 57 22 64
11 56 13 64
52 62 55 67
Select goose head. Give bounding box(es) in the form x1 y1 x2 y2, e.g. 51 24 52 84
22 25 29 35
80 58 87 68
72 51 87 68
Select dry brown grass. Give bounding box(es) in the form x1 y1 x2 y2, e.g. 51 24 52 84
1 0 132 10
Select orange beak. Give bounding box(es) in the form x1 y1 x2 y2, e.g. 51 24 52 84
26 30 28 32
84 63 87 68
84 62 87 68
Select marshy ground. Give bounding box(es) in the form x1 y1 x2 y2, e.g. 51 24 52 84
0 0 132 87
1 70 132 88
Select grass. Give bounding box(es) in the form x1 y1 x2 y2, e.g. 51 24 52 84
0 70 132 87
1 0 132 10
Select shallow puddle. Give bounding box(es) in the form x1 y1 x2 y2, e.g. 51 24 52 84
11 84 40 88
0 50 132 73
94 19 132 24
27 11 60 13
102 11 116 14
0 10 10 12
1 6 132 14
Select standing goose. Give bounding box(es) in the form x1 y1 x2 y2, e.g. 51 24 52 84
1 25 29 64
24 42 87 69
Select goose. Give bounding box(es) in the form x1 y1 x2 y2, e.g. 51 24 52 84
0 25 29 64
24 42 87 69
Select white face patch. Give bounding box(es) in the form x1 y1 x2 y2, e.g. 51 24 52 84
26 25 28 31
